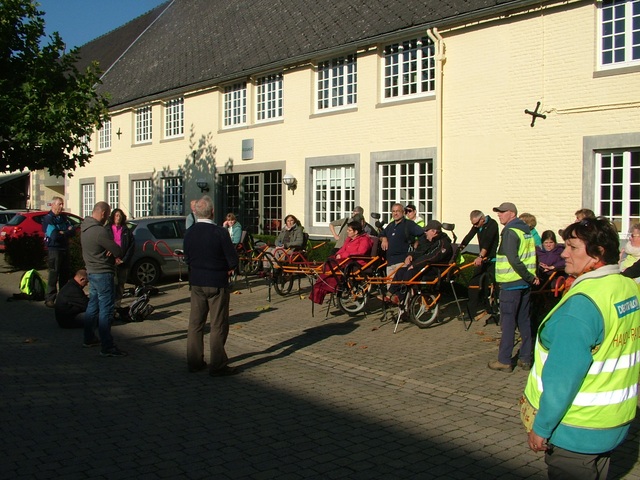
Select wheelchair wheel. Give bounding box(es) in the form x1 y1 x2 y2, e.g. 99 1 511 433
239 255 261 275
336 279 368 315
337 263 369 315
272 269 294 295
408 293 439 328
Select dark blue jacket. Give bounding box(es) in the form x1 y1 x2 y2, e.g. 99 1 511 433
184 221 239 287
42 211 74 251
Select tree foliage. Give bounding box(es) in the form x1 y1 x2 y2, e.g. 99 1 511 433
0 0 109 177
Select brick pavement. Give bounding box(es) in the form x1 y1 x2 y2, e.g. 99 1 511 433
1 261 639 479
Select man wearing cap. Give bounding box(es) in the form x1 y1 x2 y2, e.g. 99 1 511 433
404 204 425 228
329 207 376 254
460 210 500 320
384 219 452 303
489 202 539 372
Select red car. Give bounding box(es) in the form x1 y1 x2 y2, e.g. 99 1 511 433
0 211 83 251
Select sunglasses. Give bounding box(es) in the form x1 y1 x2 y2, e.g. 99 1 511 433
404 209 414 213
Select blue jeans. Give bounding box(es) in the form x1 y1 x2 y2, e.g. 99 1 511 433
84 272 115 350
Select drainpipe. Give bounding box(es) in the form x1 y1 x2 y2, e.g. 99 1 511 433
426 28 445 220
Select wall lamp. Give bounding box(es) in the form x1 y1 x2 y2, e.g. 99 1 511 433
282 173 297 191
196 179 209 193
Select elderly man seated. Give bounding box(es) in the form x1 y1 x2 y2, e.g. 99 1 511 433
54 269 89 328
383 220 453 304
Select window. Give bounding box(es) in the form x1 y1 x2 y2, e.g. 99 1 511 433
135 106 152 143
223 82 247 127
165 98 184 138
383 37 435 99
162 177 183 215
106 181 119 209
98 120 111 151
132 179 152 218
317 54 357 110
256 74 283 121
312 166 355 225
600 0 640 67
595 150 640 235
81 183 95 218
378 160 434 220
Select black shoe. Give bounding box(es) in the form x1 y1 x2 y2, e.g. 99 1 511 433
209 365 239 377
100 347 128 357
188 362 208 373
82 338 101 348
517 360 532 371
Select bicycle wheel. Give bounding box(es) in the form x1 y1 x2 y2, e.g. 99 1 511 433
408 293 439 328
272 269 294 295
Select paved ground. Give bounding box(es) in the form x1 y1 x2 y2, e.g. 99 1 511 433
1 260 639 479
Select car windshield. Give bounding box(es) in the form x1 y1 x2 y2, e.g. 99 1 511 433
6 214 26 226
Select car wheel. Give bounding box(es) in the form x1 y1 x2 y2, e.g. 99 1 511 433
132 258 160 285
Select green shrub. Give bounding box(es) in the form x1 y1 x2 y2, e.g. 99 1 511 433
4 234 46 270
68 234 85 274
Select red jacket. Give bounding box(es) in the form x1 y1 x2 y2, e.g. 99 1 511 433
335 234 373 264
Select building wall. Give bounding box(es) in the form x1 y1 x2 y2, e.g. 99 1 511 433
441 2 640 235
66 0 640 240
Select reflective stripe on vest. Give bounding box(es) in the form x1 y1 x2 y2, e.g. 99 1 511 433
524 273 640 429
495 228 536 283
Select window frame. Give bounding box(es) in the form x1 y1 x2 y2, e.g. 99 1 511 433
599 0 640 69
164 98 184 139
81 183 95 218
98 119 111 151
382 36 435 101
311 165 356 227
595 149 640 236
106 181 119 210
256 73 283 122
135 105 153 144
223 82 247 128
316 54 358 112
132 178 153 218
162 177 184 216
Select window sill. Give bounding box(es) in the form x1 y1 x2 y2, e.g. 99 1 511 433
310 106 357 119
160 135 184 144
593 63 640 78
376 94 435 108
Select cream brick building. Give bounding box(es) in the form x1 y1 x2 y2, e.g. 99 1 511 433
39 0 640 240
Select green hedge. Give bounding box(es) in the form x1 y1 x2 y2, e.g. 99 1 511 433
4 233 84 273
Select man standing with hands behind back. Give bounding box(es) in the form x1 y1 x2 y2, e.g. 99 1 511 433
489 202 539 373
184 195 239 376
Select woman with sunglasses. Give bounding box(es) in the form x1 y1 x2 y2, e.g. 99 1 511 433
523 217 640 479
404 204 424 228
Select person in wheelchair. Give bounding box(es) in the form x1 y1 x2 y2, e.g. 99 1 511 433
383 220 453 304
309 221 373 305
536 230 565 281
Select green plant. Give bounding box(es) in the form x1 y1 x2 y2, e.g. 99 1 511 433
4 234 46 270
68 234 85 274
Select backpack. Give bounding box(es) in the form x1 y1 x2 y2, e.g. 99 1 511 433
19 269 47 301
